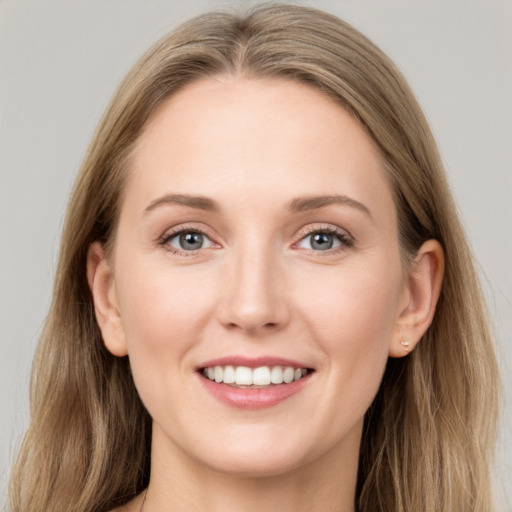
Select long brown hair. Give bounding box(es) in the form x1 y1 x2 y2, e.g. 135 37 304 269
9 4 499 511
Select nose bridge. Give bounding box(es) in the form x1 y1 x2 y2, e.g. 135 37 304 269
221 233 288 333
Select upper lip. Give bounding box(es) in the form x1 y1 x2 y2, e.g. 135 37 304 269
196 356 312 370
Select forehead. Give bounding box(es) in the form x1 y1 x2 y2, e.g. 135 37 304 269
125 76 394 223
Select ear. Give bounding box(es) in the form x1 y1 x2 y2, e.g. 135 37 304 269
87 242 128 357
389 239 444 358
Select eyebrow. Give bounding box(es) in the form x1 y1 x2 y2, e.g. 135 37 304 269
288 195 372 218
143 193 372 218
144 194 220 214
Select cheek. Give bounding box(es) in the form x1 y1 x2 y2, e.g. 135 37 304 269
114 257 218 360
298 260 402 349
310 286 393 393
295 259 403 408
112 257 222 419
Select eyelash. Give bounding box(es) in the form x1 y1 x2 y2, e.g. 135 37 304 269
159 225 214 256
295 225 354 255
158 224 354 256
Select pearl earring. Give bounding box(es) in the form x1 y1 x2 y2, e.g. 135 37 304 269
400 340 410 352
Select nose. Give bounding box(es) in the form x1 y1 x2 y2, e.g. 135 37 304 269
217 244 290 335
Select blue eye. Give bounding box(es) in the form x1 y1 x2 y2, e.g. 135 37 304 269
166 230 214 251
297 230 348 251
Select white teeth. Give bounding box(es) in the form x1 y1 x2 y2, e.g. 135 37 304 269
252 366 271 386
214 366 223 383
223 365 235 384
202 365 309 386
270 366 283 384
235 366 253 385
283 367 295 383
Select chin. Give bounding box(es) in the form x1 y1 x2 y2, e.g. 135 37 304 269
203 450 307 478
186 429 322 479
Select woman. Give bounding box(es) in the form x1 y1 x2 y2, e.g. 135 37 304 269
8 4 499 512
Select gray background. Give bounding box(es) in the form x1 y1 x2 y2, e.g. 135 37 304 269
1 1 511 509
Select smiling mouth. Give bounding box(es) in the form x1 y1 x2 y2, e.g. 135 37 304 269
200 365 311 388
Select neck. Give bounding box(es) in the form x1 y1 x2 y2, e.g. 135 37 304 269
142 423 361 512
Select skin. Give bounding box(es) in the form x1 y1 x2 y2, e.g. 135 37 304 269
88 77 444 512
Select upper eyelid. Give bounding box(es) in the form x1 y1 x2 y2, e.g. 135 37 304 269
159 223 215 242
295 223 352 239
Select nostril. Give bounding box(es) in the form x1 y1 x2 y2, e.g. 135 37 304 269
225 320 279 332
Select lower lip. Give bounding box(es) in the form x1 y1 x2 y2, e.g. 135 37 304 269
198 373 312 410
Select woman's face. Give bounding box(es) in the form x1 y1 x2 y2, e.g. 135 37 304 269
98 77 411 477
